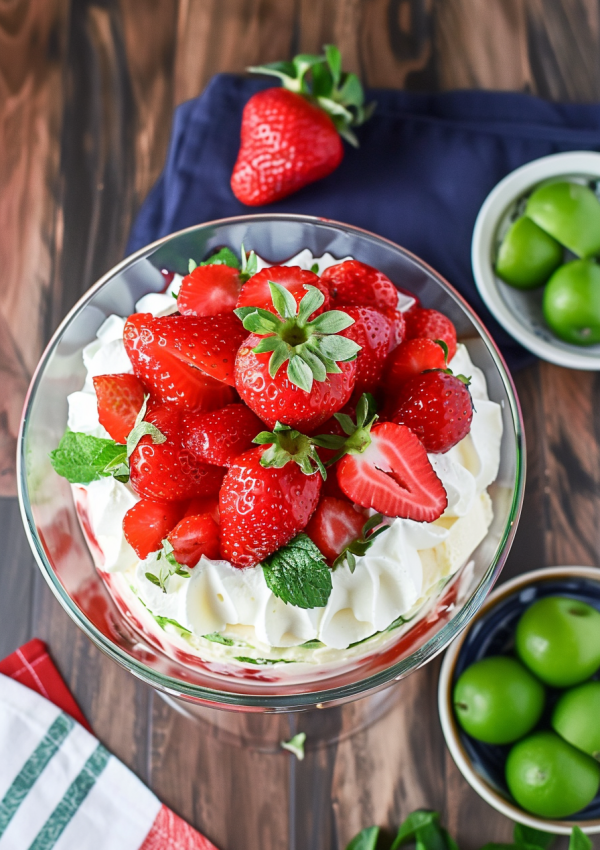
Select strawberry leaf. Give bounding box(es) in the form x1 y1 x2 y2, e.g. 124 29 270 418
262 533 332 609
50 430 129 485
287 355 314 393
256 421 327 478
269 280 298 319
308 309 354 334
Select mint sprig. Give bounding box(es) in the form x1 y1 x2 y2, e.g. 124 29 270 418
187 244 257 280
145 539 190 593
262 533 332 609
50 431 129 485
280 732 306 760
345 809 585 850
235 281 360 393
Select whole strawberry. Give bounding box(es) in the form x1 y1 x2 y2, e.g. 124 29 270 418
231 46 374 206
391 371 473 453
219 424 324 567
340 305 392 395
234 281 360 430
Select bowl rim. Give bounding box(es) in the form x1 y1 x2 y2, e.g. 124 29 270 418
438 564 600 835
471 150 600 370
18 212 526 709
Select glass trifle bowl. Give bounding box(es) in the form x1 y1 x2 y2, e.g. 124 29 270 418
18 214 525 717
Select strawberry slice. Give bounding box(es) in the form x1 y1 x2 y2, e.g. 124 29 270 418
305 496 365 562
129 405 225 501
237 266 330 317
93 373 145 444
336 422 447 521
167 514 221 566
123 313 239 409
321 260 398 311
177 264 243 317
404 308 457 361
383 338 447 397
181 404 263 467
123 498 187 560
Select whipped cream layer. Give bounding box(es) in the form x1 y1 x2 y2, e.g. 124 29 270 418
68 251 503 666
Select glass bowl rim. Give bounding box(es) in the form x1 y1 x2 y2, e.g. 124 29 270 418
17 213 526 709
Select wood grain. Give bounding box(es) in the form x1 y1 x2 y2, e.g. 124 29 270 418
3 1 600 849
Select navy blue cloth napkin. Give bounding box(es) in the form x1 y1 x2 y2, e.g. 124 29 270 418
128 74 600 371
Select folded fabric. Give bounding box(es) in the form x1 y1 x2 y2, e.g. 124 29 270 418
0 640 217 850
127 74 600 372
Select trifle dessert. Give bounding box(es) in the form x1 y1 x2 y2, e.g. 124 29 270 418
50 247 503 675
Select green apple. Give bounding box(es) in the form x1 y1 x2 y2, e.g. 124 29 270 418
495 217 563 289
515 596 600 687
526 180 600 258
506 731 600 818
453 656 545 744
543 259 600 345
552 681 600 760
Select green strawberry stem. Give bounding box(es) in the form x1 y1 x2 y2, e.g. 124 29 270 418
248 44 376 147
332 512 387 572
312 393 378 465
254 422 327 479
234 282 361 393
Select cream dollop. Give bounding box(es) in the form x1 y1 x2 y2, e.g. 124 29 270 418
67 252 503 655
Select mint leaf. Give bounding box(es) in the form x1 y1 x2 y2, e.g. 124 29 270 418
234 656 295 665
346 827 379 850
569 828 592 850
200 247 240 269
280 732 306 760
154 615 191 636
392 811 457 850
203 632 235 646
50 430 127 484
514 825 554 850
262 533 332 609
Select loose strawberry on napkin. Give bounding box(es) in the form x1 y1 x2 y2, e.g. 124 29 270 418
230 45 375 205
0 640 217 850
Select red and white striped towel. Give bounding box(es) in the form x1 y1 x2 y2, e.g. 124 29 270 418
0 640 218 850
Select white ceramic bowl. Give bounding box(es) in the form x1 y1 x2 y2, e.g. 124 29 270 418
472 151 600 370
438 565 600 835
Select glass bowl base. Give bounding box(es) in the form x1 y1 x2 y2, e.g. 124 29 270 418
159 683 404 752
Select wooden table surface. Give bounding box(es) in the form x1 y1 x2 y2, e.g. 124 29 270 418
2 2 600 848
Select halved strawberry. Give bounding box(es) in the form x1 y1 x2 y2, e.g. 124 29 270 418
167 514 221 566
341 305 392 395
123 313 239 409
123 498 187 560
236 266 330 318
337 422 447 520
177 264 243 317
383 338 447 398
93 373 145 444
182 404 263 467
321 260 398 310
404 308 457 361
305 496 365 562
312 395 447 521
391 371 473 453
129 405 225 501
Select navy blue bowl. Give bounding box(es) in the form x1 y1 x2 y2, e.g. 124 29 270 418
441 567 600 828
